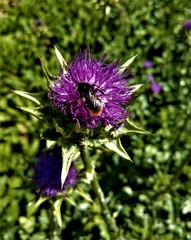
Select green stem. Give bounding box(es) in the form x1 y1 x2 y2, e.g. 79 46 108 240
80 147 119 237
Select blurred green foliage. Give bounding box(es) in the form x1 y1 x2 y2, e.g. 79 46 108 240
1 0 191 239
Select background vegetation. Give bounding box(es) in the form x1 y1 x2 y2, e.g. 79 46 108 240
1 0 191 239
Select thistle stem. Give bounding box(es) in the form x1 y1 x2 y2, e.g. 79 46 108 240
80 147 119 237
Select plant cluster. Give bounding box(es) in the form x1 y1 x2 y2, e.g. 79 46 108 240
1 0 191 239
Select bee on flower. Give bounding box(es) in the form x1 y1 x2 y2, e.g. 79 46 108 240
50 50 134 129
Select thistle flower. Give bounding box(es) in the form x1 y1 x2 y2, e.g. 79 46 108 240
144 60 153 69
183 20 191 30
33 147 77 197
150 82 162 94
50 50 133 129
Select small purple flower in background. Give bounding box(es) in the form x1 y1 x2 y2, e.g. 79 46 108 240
33 147 77 197
144 60 153 69
147 74 154 81
50 50 133 129
146 74 162 94
183 20 191 30
150 82 162 94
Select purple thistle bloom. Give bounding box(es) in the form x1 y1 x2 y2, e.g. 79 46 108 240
33 147 77 197
50 50 133 129
144 60 153 69
183 20 191 30
150 82 162 94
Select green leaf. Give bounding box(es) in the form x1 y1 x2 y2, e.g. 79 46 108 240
82 138 109 149
130 84 143 93
119 54 138 73
53 119 75 139
54 198 64 228
17 106 42 119
34 196 47 209
125 118 151 135
13 90 42 105
65 197 77 206
40 57 55 85
75 189 93 202
53 119 67 137
54 46 67 72
105 138 132 161
61 144 80 189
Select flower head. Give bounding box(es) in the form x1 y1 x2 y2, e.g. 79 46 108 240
50 50 133 129
183 20 191 30
144 60 153 69
33 147 77 197
150 82 162 94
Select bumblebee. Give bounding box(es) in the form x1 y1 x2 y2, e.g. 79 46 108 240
77 82 103 116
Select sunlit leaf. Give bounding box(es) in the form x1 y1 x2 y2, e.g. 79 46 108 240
125 118 151 135
65 197 77 206
13 90 41 105
130 84 143 93
54 198 64 228
40 57 55 85
61 144 80 189
54 46 67 72
105 138 132 161
17 106 42 119
34 196 47 209
75 189 93 202
119 54 138 73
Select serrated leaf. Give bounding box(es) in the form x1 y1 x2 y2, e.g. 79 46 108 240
82 138 109 149
105 138 132 161
54 198 64 228
54 46 67 72
119 54 138 73
13 90 41 105
61 144 80 189
125 118 151 135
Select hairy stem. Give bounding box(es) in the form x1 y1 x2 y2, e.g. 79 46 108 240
80 147 119 238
